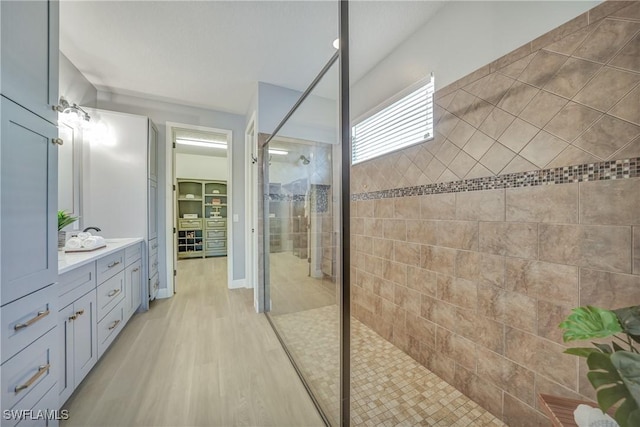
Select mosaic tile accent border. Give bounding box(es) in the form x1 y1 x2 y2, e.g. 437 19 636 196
352 157 640 201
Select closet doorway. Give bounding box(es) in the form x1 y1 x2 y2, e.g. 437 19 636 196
167 123 233 294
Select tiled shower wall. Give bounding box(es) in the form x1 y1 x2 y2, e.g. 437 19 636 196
351 1 640 425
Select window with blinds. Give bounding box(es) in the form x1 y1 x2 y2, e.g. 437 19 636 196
352 75 434 165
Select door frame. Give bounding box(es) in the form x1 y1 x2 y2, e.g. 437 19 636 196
164 121 234 295
244 112 260 311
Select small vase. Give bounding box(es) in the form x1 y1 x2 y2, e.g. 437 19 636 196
58 230 66 250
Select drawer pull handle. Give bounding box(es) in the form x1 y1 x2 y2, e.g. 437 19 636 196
14 310 50 330
107 289 121 297
107 261 121 268
132 267 140 272
152 243 158 249
52 138 64 146
69 314 77 321
76 309 85 316
15 364 50 394
108 319 121 330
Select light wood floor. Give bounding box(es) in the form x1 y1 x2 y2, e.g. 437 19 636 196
61 257 325 427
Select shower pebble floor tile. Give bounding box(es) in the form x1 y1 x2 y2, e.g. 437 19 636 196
272 305 505 426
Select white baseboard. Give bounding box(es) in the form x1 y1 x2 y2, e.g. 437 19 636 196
311 269 323 279
156 288 172 299
229 279 245 289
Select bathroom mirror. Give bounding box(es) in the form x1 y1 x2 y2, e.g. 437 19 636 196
57 118 82 229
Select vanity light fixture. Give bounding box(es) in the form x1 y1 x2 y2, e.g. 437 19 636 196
175 138 227 149
333 38 340 49
53 96 91 122
268 149 288 155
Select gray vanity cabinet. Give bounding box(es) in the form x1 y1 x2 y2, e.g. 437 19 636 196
0 0 59 123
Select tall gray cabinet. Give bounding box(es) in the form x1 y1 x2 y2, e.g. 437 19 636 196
0 0 61 423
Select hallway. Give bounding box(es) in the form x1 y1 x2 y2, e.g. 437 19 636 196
61 257 324 426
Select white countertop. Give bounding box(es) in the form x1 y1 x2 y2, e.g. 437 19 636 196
58 237 144 275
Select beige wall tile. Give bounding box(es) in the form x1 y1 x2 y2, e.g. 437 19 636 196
537 300 571 344
480 142 518 174
463 97 494 128
479 107 515 139
574 66 640 112
543 24 595 56
543 57 602 99
502 155 538 175
615 135 640 159
477 346 535 405
406 266 437 296
435 139 461 166
498 80 540 116
506 183 578 223
456 189 505 221
448 150 477 179
479 222 538 259
436 220 479 251
578 360 597 401
580 178 640 225
610 31 640 73
421 347 456 385
520 131 567 169
374 198 394 218
437 275 477 310
543 102 602 142
463 130 496 161
372 237 393 259
352 218 364 235
394 241 421 267
539 224 632 273
405 312 436 347
356 235 373 255
421 294 457 326
448 119 477 148
634 227 640 275
518 50 569 88
505 258 579 306
546 145 599 168
503 393 549 427
503 290 538 333
383 219 407 241
447 90 476 118
454 364 504 419
588 0 633 22
383 260 407 285
357 200 374 217
505 327 577 389
406 219 437 245
465 162 494 180
456 309 505 354
574 114 640 160
610 1 640 20
437 328 477 371
610 85 640 126
364 218 384 237
520 90 569 129
455 250 480 281
478 283 505 322
573 18 640 64
393 196 420 219
420 245 456 276
579 268 640 308
497 51 535 79
498 117 540 154
437 111 460 138
480 253 506 288
424 157 447 182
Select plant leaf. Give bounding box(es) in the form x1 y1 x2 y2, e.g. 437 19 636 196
587 351 640 427
560 306 622 342
627 409 640 427
593 343 613 354
611 351 640 409
614 306 640 344
564 347 600 358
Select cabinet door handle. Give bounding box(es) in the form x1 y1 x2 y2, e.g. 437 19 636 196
108 319 121 330
76 309 85 316
152 243 158 249
14 309 50 330
107 260 121 268
107 289 121 298
52 138 64 146
132 267 140 273
69 314 77 321
15 364 51 394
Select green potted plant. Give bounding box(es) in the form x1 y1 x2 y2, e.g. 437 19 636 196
559 305 640 427
57 210 78 249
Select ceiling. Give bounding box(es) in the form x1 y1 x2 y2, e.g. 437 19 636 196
60 1 446 116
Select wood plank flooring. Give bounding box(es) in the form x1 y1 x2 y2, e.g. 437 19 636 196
61 257 325 427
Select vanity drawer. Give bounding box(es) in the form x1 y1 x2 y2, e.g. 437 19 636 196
58 262 95 308
205 240 226 251
205 229 226 240
124 243 142 266
149 253 158 279
1 327 57 413
179 219 202 230
149 273 159 301
148 238 158 256
2 284 57 364
96 271 125 321
96 250 125 284
97 301 124 359
13 382 59 427
206 219 226 229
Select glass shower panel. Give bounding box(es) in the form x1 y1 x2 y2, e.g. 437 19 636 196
264 60 340 425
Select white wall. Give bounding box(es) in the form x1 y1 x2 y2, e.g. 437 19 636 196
352 0 600 119
59 52 98 108
176 153 228 181
96 91 247 288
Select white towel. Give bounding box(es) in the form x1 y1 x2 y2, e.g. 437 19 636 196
65 237 82 249
82 236 99 249
77 232 91 240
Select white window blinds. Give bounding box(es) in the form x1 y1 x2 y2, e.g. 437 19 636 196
352 75 434 165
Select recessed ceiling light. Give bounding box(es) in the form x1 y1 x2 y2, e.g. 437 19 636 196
333 38 340 49
268 149 288 156
176 138 227 149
